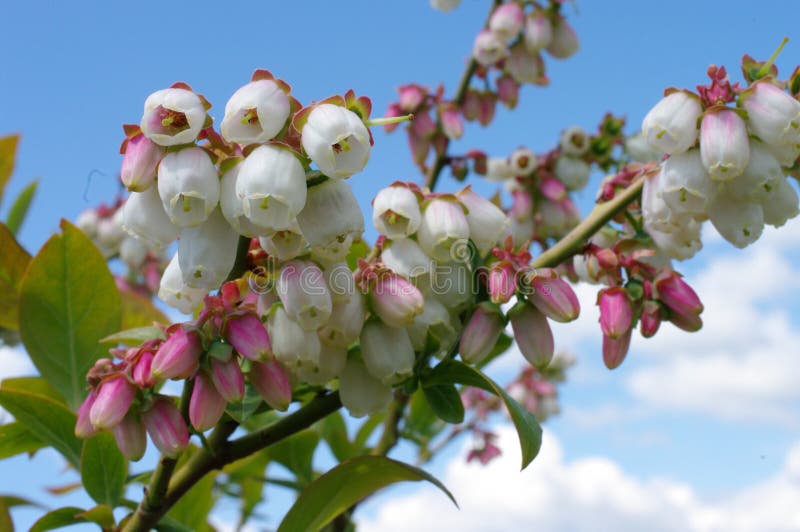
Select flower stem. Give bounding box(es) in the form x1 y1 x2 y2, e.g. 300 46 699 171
365 114 414 127
756 37 789 78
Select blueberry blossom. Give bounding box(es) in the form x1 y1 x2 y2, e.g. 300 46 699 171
221 78 291 145
300 103 371 179
141 87 207 147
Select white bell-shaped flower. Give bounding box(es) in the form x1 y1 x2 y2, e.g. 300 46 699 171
417 197 470 262
625 132 663 163
642 91 702 155
509 147 537 175
276 260 332 331
178 208 239 290
708 191 764 248
296 340 347 386
430 260 473 311
141 88 206 147
157 147 220 227
340 356 392 418
159 254 207 314
486 157 515 181
740 79 800 165
457 186 508 255
381 238 434 282
360 320 415 385
301 104 370 179
648 219 702 261
219 161 267 238
658 150 717 216
318 289 366 348
760 176 800 228
699 109 750 181
259 220 306 261
546 15 579 59
119 237 149 269
473 29 508 66
560 126 590 156
505 42 544 85
297 179 364 256
372 184 421 239
123 186 179 248
221 80 291 145
268 305 321 370
724 140 782 202
554 155 590 190
406 297 457 353
236 145 307 233
524 11 553 52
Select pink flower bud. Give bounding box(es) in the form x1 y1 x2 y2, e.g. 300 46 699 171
510 302 554 368
143 398 189 458
189 373 227 432
539 176 567 201
473 29 508 67
210 357 245 402
89 376 136 430
477 92 497 127
113 411 147 461
496 74 520 109
603 329 632 369
224 311 271 361
121 133 164 192
398 84 427 113
640 300 661 338
460 304 505 364
669 309 703 332
132 350 156 388
597 287 633 339
489 2 524 41
461 89 481 122
511 190 533 220
654 271 703 316
250 360 292 412
151 327 203 381
525 269 580 323
440 104 464 140
75 391 98 438
368 273 425 328
700 109 750 181
489 261 517 304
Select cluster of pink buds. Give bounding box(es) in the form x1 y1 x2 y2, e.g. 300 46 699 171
75 199 166 298
116 70 380 314
641 55 800 255
75 281 297 459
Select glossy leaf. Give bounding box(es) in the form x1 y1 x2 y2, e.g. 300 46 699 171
100 325 165 346
0 223 30 330
0 501 12 532
18 220 122 409
278 456 456 532
6 179 38 235
265 429 319 485
317 411 354 462
352 412 385 452
119 287 169 330
29 507 87 532
424 360 543 470
81 432 127 507
167 446 217 532
0 386 82 468
77 505 115 529
226 384 264 424
1 376 65 403
0 422 45 460
421 383 465 424
0 135 18 205
0 495 41 509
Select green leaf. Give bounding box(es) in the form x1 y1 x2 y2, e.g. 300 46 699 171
100 325 165 346
223 451 269 529
0 387 82 468
345 239 370 271
278 456 457 532
81 432 127 507
316 411 354 462
29 506 87 532
166 446 217 531
352 412 385 452
0 135 19 206
18 220 122 409
225 384 264 424
119 287 168 330
0 495 42 509
0 500 12 532
76 505 115 529
421 383 465 424
0 422 45 460
0 223 31 330
1 376 65 403
265 429 319 485
424 360 543 470
406 388 444 440
6 179 37 235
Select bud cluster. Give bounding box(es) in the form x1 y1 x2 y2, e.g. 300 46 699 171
641 60 800 256
116 71 375 314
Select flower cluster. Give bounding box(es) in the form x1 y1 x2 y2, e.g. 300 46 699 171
641 62 800 257
117 71 375 314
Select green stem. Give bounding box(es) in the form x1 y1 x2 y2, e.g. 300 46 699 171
756 37 789 78
531 176 645 269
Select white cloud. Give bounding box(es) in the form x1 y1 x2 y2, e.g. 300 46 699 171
359 428 800 532
0 344 35 381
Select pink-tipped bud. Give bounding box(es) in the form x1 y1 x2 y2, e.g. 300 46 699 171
250 360 292 412
669 309 703 332
477 91 497 127
597 287 633 339
511 190 533 220
113 411 147 461
440 104 464 140
655 271 703 316
210 357 245 403
489 261 517 305
489 2 524 41
224 311 271 361
151 327 203 381
640 301 662 338
460 304 506 364
89 376 136 430
398 84 427 113
603 329 632 369
132 350 156 388
121 133 164 192
496 74 520 109
510 302 554 368
75 391 98 438
699 108 750 181
142 397 189 458
525 269 580 323
461 89 481 122
539 176 567 201
368 273 425 328
189 373 227 432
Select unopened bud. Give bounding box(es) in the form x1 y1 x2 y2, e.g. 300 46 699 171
189 373 227 431
460 303 505 364
143 397 189 458
510 302 554 368
113 411 147 461
151 326 203 381
224 311 271 361
250 360 292 411
89 376 136 430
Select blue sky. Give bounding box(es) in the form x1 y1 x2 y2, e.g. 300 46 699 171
2 1 800 530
